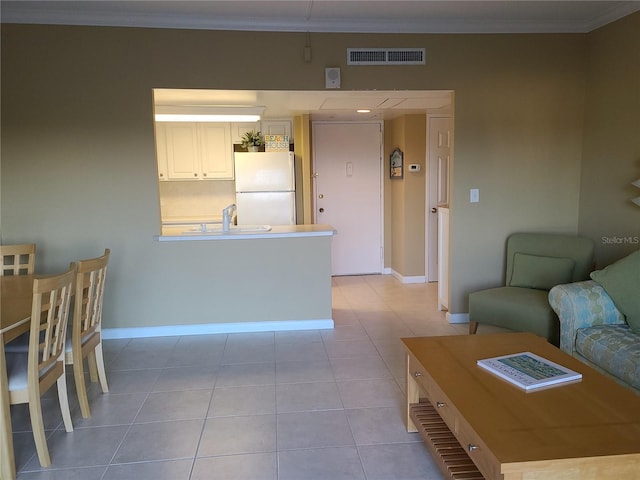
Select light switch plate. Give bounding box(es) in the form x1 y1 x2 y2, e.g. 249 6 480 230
346 162 353 176
470 189 479 203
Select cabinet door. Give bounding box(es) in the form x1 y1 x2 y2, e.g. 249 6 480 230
231 122 261 144
154 124 169 181
165 123 201 179
199 123 233 179
262 119 292 142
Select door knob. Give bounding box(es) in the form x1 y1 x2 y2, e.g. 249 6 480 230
431 207 437 213
319 208 325 213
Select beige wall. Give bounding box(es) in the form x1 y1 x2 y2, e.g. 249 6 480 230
579 13 640 267
3 20 632 327
389 117 407 273
387 115 427 278
403 115 428 277
293 114 314 224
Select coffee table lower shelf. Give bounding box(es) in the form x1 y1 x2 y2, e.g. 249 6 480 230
409 400 485 480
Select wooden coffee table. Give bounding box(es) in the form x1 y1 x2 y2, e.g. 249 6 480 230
402 333 640 480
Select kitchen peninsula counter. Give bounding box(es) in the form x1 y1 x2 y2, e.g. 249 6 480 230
157 224 336 241
104 224 337 339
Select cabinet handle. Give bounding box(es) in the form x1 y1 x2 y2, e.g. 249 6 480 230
413 372 422 377
203 173 207 177
436 401 445 408
194 173 198 177
468 444 478 452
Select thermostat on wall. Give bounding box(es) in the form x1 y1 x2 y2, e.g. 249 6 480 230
325 67 341 89
409 164 421 172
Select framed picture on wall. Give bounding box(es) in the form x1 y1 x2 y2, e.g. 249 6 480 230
390 148 403 179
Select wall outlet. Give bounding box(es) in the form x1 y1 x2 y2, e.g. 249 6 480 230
470 188 479 203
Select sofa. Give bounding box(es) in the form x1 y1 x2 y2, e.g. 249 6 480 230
548 250 640 393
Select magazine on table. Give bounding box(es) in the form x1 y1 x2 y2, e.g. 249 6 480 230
477 351 582 391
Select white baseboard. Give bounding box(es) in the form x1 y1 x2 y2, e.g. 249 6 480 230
390 269 426 284
103 319 334 339
446 312 469 324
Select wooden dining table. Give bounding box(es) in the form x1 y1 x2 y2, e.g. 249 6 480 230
1 274 35 480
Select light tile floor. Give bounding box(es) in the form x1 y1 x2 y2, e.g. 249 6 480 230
11 275 483 480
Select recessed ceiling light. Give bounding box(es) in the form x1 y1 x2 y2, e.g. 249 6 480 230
357 109 371 113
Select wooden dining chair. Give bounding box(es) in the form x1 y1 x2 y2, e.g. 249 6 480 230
0 243 36 276
5 263 76 467
66 249 110 418
3 244 37 351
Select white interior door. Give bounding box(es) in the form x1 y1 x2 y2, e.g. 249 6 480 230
427 116 453 282
313 122 382 276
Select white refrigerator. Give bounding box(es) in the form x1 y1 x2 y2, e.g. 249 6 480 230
234 151 296 225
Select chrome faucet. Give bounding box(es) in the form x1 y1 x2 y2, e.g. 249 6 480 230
222 203 236 232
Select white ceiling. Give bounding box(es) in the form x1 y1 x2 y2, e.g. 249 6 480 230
2 1 639 34
153 89 454 121
4 1 638 120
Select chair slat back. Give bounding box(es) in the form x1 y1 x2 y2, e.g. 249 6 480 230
1 243 36 276
29 264 76 375
75 249 109 341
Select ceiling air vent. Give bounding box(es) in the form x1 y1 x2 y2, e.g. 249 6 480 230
347 48 425 66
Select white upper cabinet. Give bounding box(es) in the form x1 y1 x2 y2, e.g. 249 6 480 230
262 119 293 142
231 120 293 144
198 123 233 179
156 122 233 180
165 123 200 179
154 123 169 181
231 122 261 144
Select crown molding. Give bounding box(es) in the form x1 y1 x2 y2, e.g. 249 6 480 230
2 1 639 34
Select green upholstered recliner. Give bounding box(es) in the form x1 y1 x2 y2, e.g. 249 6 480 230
468 233 595 346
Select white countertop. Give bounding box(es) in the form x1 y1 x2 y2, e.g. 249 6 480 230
156 224 337 241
